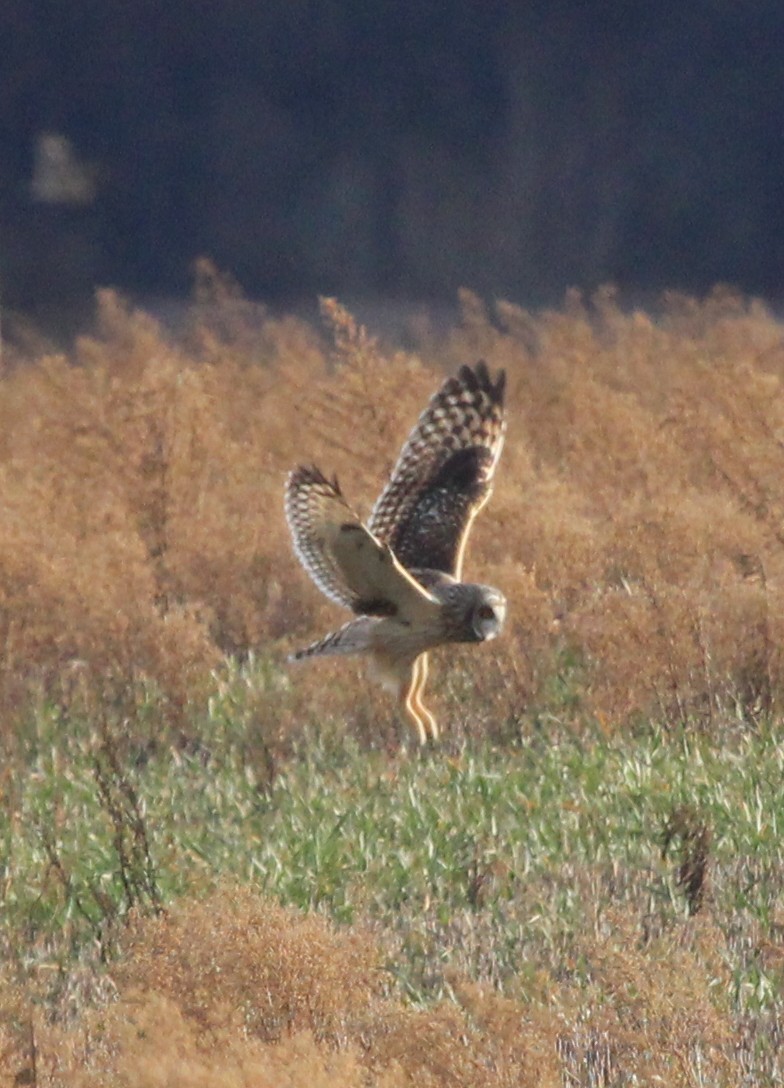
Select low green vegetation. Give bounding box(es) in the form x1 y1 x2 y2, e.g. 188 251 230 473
8 659 783 1017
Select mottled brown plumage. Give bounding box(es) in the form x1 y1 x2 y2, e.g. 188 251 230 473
369 361 506 578
284 361 507 744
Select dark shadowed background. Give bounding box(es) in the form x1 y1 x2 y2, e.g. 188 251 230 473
3 1 784 325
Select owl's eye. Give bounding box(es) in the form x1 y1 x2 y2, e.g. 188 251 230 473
476 604 496 621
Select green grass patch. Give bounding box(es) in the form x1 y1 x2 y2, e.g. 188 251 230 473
5 658 783 1021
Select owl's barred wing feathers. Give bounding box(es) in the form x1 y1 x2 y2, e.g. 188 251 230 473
368 361 506 578
285 465 438 619
285 466 361 611
283 363 508 745
290 616 377 662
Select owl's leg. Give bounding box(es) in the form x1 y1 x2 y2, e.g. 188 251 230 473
402 654 438 744
400 663 427 746
412 653 438 742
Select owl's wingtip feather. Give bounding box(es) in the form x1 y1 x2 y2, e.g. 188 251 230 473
288 463 338 488
457 360 506 406
472 359 506 402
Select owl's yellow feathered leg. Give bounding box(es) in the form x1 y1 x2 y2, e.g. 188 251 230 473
400 653 438 745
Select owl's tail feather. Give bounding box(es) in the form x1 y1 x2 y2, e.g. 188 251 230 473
289 617 376 663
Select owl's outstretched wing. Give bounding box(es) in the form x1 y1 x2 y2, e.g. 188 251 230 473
367 361 506 579
285 466 438 620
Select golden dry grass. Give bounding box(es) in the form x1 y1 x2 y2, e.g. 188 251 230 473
3 272 784 739
0 888 740 1087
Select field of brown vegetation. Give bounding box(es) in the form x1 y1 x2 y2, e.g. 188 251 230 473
3 266 784 735
2 266 784 1084
2 888 740 1086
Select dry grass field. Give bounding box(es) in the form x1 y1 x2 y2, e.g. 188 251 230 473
0 264 783 1084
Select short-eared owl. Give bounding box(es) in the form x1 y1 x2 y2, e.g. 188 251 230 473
284 361 507 744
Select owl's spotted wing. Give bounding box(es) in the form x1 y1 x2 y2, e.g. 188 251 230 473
368 361 506 579
285 465 438 619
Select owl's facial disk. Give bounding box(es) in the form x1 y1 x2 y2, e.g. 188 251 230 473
471 588 506 641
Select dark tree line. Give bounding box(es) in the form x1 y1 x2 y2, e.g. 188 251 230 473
2 1 784 316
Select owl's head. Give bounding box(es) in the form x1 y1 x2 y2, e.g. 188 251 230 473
467 585 507 642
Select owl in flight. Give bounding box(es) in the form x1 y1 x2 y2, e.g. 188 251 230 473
284 361 507 744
